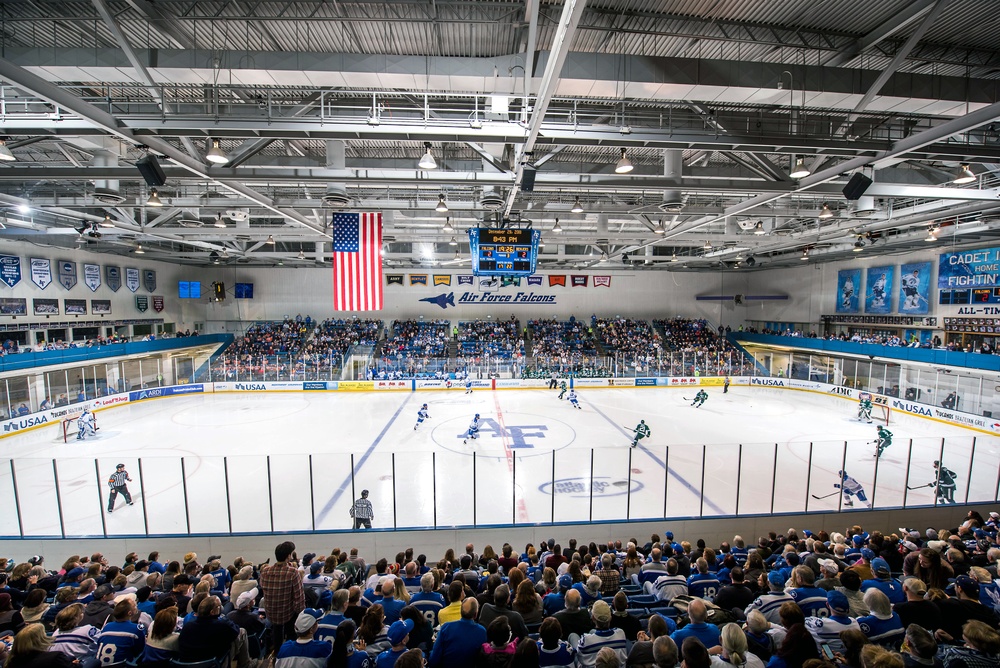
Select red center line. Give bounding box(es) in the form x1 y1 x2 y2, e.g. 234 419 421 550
492 390 529 522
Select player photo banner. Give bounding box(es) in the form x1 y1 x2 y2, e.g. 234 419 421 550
594 276 612 287
527 276 543 286
865 266 893 314
549 275 566 287
571 275 588 287
106 265 122 292
900 261 932 314
0 255 21 288
385 274 404 286
457 275 474 285
30 258 52 289
433 275 451 286
409 274 428 286
64 299 87 315
91 299 111 315
836 268 861 313
32 298 58 316
143 269 156 293
125 267 140 293
83 264 101 292
0 298 27 316
57 260 77 290
135 295 148 312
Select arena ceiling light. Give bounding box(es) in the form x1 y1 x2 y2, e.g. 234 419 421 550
552 218 563 233
145 189 163 207
852 237 865 252
205 139 230 165
789 157 810 179
924 227 938 242
571 197 584 213
800 248 809 260
213 213 226 228
441 217 455 233
266 234 275 245
818 203 834 219
100 213 115 228
297 249 306 260
953 163 976 185
418 143 437 170
0 140 15 162
614 148 634 174
134 243 145 254
435 194 448 213
448 236 458 246
670 253 678 262
753 221 766 235
653 220 666 235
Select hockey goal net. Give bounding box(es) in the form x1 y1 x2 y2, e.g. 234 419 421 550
874 404 890 425
62 414 98 443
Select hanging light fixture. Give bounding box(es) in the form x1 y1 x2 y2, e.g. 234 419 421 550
753 221 765 235
442 217 455 233
703 239 711 249
205 138 230 165
435 194 449 212
789 157 810 179
653 220 666 235
134 243 145 254
670 253 678 262
800 248 809 260
16 202 30 214
100 213 115 228
418 142 437 170
448 236 458 246
214 213 226 228
266 234 275 245
571 197 583 213
146 188 163 207
297 249 306 260
220 247 230 259
818 203 834 219
953 163 976 185
0 139 16 162
853 237 865 252
75 233 86 244
924 227 938 242
552 218 563 233
614 148 634 174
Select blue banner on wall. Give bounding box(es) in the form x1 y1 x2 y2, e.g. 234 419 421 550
900 262 932 314
938 246 1000 289
129 384 204 401
0 255 21 288
836 269 861 313
865 266 893 314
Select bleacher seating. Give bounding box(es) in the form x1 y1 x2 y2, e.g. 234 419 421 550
456 319 524 360
382 320 449 359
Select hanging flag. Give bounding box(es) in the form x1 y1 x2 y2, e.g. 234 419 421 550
571 275 588 287
84 264 101 291
594 276 612 287
433 275 452 286
410 275 428 286
527 276 543 286
0 255 21 288
143 269 157 293
457 275 474 285
332 212 383 311
125 267 140 293
549 275 566 287
30 258 52 289
106 265 122 292
57 260 78 290
386 274 404 286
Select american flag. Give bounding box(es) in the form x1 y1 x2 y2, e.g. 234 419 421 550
332 212 383 311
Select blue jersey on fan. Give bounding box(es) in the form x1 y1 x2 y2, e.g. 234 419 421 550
538 639 576 667
860 578 905 605
789 586 830 617
410 591 446 626
96 620 147 664
858 612 905 648
275 638 332 668
687 573 722 601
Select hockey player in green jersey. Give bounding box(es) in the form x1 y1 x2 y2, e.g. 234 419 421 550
631 420 650 448
691 390 708 407
557 380 568 400
875 425 892 458
857 392 873 423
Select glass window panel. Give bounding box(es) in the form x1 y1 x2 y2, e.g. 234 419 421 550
54 458 105 536
737 442 777 516
774 442 811 514
629 445 668 523
139 457 187 535
310 452 357 532
967 437 1000 504
552 448 593 523
182 456 229 534
387 450 434 529
435 450 475 527
7 377 30 416
904 437 946 508
227 456 271 533
664 445 705 519
702 443 741 517
98 457 145 536
474 453 515 526
0 460 22 536
269 455 314 533
590 447 631 522
351 452 396 530
938 436 975 506
46 370 70 408
804 441 848 512
13 459 62 536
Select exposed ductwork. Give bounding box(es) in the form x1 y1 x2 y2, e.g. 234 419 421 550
659 149 684 213
91 150 124 204
323 141 350 206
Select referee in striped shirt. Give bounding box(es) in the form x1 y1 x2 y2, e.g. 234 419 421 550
350 489 373 529
107 463 134 513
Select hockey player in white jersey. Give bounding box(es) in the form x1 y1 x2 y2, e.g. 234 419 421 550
901 270 921 310
414 404 430 430
76 409 96 440
465 378 473 394
566 390 582 409
835 470 871 508
463 413 481 444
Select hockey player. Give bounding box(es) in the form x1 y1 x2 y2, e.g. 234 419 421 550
874 425 892 458
932 460 957 504
557 380 568 400
462 413 481 444
465 377 473 394
723 376 731 393
414 404 430 430
901 269 921 310
871 273 887 308
857 392 873 423
76 409 96 440
631 420 650 448
835 470 871 508
691 389 708 407
841 276 855 310
566 390 582 409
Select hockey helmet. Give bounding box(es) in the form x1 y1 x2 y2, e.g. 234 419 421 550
933 460 940 467
640 420 645 424
422 404 428 408
838 470 846 477
116 463 125 470
361 489 369 498
475 413 480 418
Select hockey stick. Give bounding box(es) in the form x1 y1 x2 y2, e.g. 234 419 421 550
905 483 935 490
811 491 841 500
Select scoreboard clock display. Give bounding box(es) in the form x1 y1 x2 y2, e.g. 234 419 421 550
468 228 541 277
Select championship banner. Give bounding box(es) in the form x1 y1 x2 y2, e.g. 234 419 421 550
143 269 157 293
571 275 588 287
864 266 893 314
125 267 140 293
0 255 21 288
594 276 612 287
386 274 404 286
106 265 122 292
836 268 861 313
409 274 428 286
433 275 452 286
549 275 566 287
457 275 474 285
135 295 148 312
30 258 52 289
83 264 101 292
900 262 932 315
527 276 543 286
57 260 78 290
152 296 164 312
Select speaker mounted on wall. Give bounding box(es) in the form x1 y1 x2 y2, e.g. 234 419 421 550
842 173 873 201
521 165 536 192
136 155 167 187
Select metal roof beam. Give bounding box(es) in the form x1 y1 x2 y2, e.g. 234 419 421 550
821 0 939 67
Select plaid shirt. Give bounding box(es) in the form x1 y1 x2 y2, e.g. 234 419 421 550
259 561 305 625
597 567 621 596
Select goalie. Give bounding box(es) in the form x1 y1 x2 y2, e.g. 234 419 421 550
857 392 873 424
76 409 96 441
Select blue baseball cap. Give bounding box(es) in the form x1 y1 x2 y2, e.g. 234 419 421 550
871 558 890 576
767 571 785 587
861 548 875 561
665 531 674 541
852 535 864 545
558 574 573 590
827 590 850 614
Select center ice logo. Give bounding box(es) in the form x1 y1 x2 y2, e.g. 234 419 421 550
456 417 548 448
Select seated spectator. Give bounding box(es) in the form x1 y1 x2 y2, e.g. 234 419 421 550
900 624 941 668
0 593 24 636
670 599 720 648
857 589 903 649
537 616 576 666
95 598 146 664
476 616 517 668
511 579 543 628
178 595 261 668
229 587 266 639
276 610 332 668
746 571 793 624
936 620 1000 668
714 622 765 668
429 598 486 668
554 589 593 641
804 591 861 654
49 604 98 660
609 591 641 642
894 578 942 633
18 589 48 626
6 623 74 668
141 607 181 665
577 600 626 668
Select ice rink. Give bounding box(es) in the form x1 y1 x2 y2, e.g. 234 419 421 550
1 385 997 538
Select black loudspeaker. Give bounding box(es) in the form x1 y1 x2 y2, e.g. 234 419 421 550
214 282 226 301
521 166 536 192
136 155 166 187
842 173 872 200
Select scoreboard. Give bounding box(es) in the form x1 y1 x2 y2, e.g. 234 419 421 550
468 228 541 277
